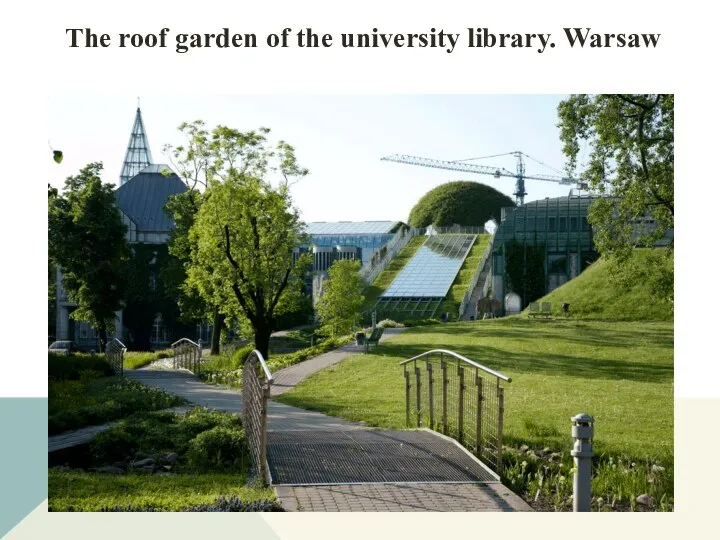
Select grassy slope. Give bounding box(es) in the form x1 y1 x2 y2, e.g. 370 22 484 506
437 234 491 317
530 250 673 321
276 318 673 461
361 236 427 310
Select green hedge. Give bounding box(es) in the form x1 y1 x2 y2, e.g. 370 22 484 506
408 181 515 227
48 353 114 381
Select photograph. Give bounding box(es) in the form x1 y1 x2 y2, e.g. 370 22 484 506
46 94 674 513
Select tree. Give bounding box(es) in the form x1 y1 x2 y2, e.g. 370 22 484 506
557 94 673 301
48 163 129 349
167 122 310 359
316 260 365 337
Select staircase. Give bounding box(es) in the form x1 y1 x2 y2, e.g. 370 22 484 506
460 255 492 321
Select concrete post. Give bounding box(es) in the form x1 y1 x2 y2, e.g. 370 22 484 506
571 413 594 512
371 310 377 330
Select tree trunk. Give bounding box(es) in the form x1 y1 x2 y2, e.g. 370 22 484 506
253 320 272 361
98 321 108 352
210 308 225 356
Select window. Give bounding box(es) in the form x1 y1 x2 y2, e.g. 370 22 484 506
581 217 589 231
570 217 578 232
548 217 557 232
559 217 567 232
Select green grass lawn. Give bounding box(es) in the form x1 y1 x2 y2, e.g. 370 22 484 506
362 236 427 310
531 250 673 321
123 349 173 370
276 318 673 509
49 409 279 512
437 234 491 317
277 319 672 458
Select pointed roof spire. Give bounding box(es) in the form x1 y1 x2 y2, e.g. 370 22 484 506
119 105 153 186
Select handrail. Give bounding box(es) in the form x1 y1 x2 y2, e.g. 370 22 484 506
399 349 512 382
249 349 274 384
108 337 127 350
172 337 200 348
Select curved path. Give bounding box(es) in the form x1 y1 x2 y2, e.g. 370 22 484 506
121 330 531 511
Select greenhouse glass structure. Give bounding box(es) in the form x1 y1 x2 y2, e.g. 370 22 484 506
490 195 600 309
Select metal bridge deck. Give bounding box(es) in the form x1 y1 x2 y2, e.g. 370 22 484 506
267 429 498 485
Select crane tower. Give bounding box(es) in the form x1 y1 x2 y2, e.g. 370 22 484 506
381 151 584 205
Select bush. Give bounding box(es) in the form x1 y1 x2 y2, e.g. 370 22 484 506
49 353 114 381
377 319 405 328
94 497 283 512
402 318 442 327
186 426 247 472
231 344 256 369
408 181 515 227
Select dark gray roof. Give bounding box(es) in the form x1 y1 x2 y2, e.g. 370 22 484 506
115 170 187 232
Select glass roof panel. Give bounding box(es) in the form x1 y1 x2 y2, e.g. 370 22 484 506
305 221 398 236
381 234 476 298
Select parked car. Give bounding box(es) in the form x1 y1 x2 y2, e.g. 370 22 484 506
48 341 87 355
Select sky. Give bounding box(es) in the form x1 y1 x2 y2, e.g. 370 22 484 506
48 95 581 224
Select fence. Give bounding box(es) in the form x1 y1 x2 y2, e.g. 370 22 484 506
171 338 202 373
458 238 494 319
242 350 274 486
105 338 126 375
400 349 511 474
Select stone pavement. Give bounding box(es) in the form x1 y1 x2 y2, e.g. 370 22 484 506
275 483 531 512
270 328 405 397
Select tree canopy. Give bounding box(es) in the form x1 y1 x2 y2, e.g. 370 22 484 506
167 121 310 359
408 181 515 228
558 94 673 302
316 259 364 337
48 163 129 349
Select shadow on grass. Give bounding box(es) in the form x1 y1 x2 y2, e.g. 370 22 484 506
368 326 673 384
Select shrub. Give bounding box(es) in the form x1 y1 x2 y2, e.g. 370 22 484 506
48 353 114 381
408 181 515 227
377 319 405 328
402 318 442 327
231 344 256 369
186 426 248 472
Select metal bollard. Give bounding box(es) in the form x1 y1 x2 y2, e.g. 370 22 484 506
571 413 594 512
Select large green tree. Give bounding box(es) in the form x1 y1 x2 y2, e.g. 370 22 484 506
316 259 364 337
558 94 674 302
48 163 130 349
168 122 309 359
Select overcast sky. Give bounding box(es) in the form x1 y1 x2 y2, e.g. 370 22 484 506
48 95 581 224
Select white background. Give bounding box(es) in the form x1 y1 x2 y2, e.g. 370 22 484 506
0 0 706 401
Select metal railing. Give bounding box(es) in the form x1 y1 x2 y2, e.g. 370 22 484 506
171 338 202 373
242 349 274 486
458 238 494 319
105 338 126 375
400 349 511 474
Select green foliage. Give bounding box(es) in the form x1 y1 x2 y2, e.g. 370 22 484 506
186 426 247 472
532 249 673 321
377 319 405 329
48 353 114 381
401 318 442 327
437 234 491 315
505 240 546 306
48 163 130 347
123 349 174 370
50 409 276 511
169 121 309 359
317 259 365 337
408 181 515 227
53 150 64 164
558 94 673 302
49 377 186 434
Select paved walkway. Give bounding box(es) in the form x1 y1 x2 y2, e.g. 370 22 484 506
50 330 531 512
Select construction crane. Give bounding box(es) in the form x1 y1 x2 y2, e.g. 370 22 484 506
381 151 586 205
